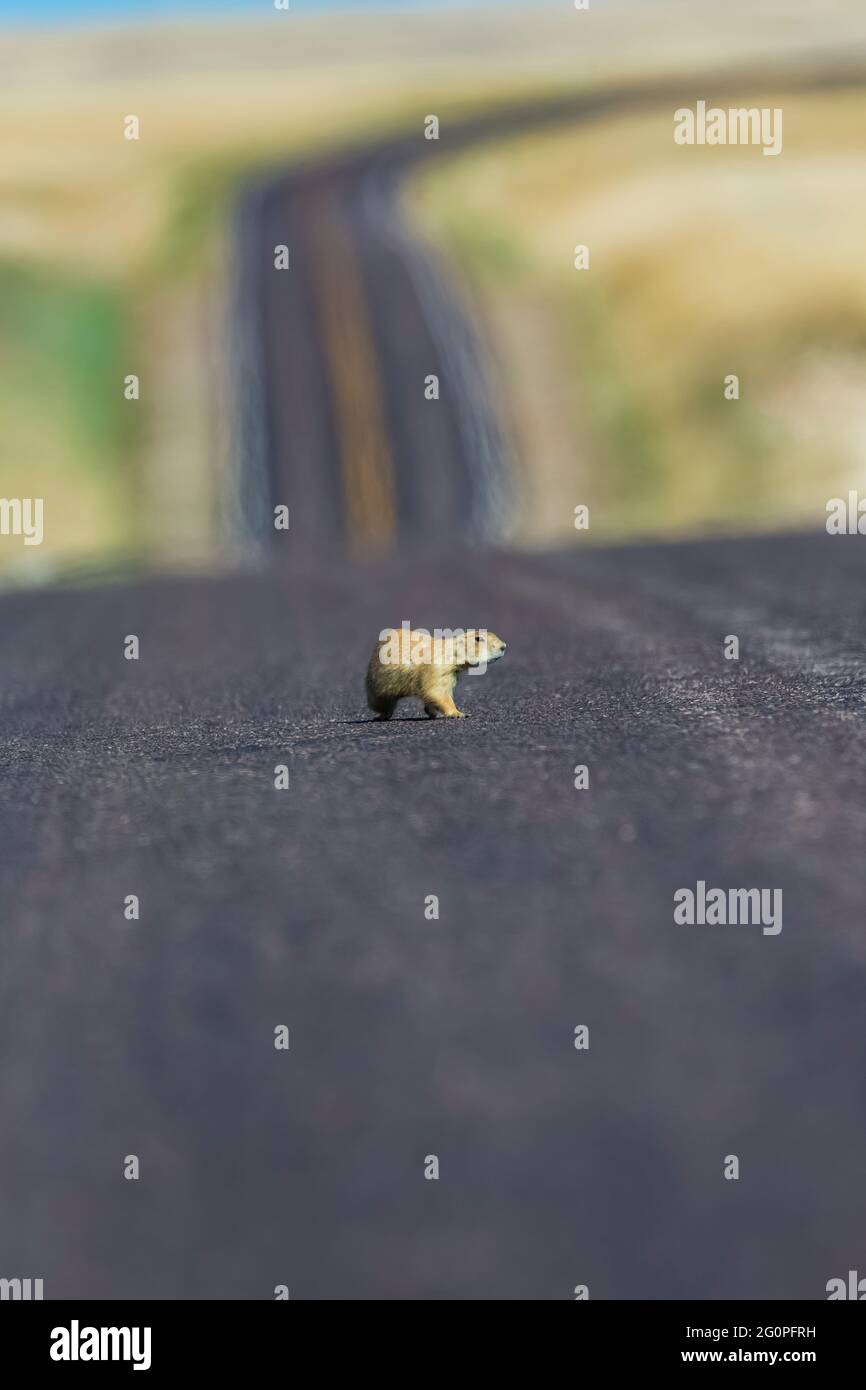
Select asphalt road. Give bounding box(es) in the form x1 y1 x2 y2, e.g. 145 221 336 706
3 68 866 1301
3 533 866 1300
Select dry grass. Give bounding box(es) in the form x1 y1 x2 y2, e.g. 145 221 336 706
410 83 866 544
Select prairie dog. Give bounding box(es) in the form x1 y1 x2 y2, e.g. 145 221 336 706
366 627 507 720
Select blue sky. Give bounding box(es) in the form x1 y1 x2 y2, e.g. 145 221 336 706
0 0 485 24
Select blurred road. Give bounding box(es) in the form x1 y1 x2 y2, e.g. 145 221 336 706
2 67 866 1301
235 61 866 558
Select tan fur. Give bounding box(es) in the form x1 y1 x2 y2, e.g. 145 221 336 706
366 627 507 720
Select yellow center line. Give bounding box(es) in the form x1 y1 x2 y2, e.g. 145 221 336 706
303 184 396 554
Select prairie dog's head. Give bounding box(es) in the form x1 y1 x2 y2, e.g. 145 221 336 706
460 628 507 671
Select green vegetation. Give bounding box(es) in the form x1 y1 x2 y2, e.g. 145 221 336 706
0 265 140 574
0 265 134 465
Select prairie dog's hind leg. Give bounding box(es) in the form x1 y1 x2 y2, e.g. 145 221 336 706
370 696 397 721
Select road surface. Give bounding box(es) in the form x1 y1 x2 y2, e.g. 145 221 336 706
2 67 866 1301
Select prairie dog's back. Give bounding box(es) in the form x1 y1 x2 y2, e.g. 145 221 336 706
366 629 431 701
366 628 507 720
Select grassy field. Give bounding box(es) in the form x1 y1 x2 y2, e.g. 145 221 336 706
0 265 135 578
409 82 866 546
2 1 864 578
